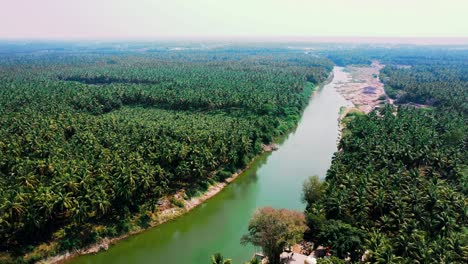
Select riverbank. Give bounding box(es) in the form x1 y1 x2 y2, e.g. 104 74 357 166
42 158 257 264
333 62 391 142
334 61 389 114
62 64 349 264
36 83 322 264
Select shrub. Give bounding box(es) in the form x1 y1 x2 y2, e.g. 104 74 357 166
170 197 185 208
116 219 132 234
318 220 363 260
138 214 151 229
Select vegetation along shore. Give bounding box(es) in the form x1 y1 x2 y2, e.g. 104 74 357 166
0 49 333 263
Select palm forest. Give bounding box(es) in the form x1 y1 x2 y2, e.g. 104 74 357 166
304 48 467 263
0 43 467 263
0 46 334 262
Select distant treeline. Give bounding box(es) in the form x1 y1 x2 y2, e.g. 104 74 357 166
0 50 333 261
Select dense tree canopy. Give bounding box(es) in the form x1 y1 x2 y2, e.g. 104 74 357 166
0 49 332 261
241 207 307 264
381 58 468 113
305 51 467 263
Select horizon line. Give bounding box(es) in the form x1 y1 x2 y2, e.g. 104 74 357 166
1 36 468 45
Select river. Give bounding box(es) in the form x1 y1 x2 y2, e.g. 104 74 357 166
70 67 351 264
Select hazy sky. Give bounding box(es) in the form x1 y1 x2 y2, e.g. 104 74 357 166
1 0 467 40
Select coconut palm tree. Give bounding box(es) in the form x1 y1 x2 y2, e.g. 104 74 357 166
210 253 232 264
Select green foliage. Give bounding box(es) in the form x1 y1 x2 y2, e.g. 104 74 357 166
321 50 372 66
377 94 387 100
316 256 346 264
363 230 403 264
302 176 324 208
169 197 185 208
0 50 332 257
317 220 363 259
304 212 326 240
338 106 346 115
305 49 467 263
138 214 151 229
116 219 132 235
381 56 468 113
211 253 232 264
59 223 99 251
216 170 233 181
307 107 467 262
241 207 307 264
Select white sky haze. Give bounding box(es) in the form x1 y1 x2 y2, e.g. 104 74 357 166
1 0 467 40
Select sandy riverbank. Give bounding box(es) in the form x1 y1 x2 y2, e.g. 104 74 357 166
335 61 390 114
331 62 391 143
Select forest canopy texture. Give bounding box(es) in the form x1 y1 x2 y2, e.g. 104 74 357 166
306 49 468 263
0 48 333 258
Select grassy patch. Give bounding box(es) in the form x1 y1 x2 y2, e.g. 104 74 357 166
169 197 185 208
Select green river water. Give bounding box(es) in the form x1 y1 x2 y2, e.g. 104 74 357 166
70 67 350 264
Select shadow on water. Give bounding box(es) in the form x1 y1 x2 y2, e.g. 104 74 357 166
70 72 349 264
